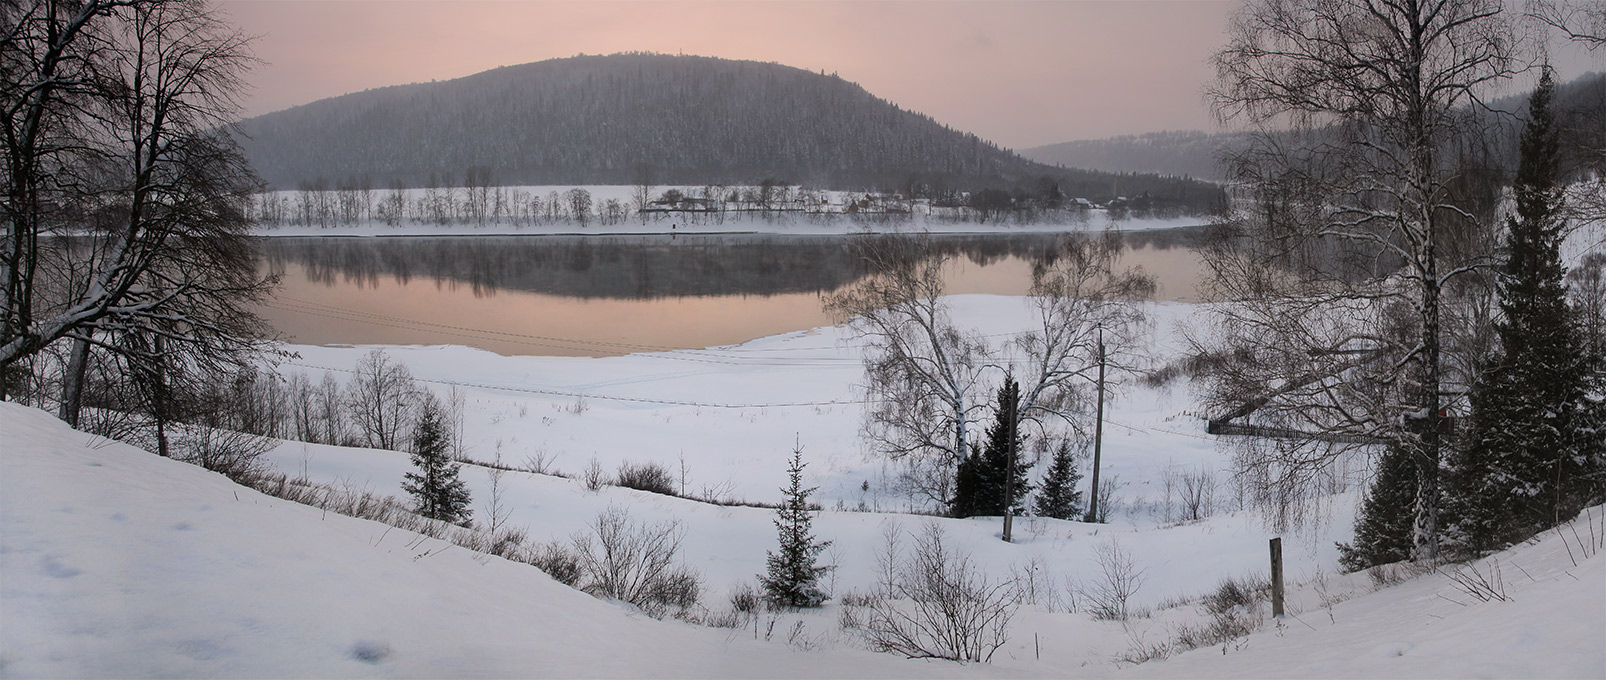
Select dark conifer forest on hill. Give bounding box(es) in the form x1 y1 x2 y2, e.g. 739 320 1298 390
236 53 1223 213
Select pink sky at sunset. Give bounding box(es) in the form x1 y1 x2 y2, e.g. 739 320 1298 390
219 0 1237 149
219 1 1600 150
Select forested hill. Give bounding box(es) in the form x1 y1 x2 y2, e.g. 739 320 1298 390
236 53 1221 211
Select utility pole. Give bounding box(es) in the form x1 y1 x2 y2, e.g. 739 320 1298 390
1003 380 1017 542
1084 326 1106 523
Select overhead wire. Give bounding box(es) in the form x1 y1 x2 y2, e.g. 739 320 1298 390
266 296 1215 430
285 360 871 409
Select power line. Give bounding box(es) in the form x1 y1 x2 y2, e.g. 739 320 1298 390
1102 416 1214 442
286 360 872 410
266 297 1211 426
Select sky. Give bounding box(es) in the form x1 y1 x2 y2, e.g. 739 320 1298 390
220 0 1237 149
219 0 1601 150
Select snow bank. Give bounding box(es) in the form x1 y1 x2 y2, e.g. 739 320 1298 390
0 401 1017 678
1125 508 1606 679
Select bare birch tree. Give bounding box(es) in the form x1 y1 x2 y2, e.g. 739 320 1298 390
1011 231 1154 442
1529 0 1606 48
826 233 989 506
1202 0 1520 559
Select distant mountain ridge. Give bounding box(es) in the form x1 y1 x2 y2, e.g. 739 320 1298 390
1023 72 1605 181
1022 130 1239 182
236 53 1222 212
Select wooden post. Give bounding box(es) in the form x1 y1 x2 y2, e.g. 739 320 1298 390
1003 383 1017 542
1269 537 1284 618
1084 328 1106 523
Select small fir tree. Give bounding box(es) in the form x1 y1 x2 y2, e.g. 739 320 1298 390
402 394 473 525
1338 440 1420 572
1034 440 1084 520
950 378 1033 518
1444 70 1603 555
760 444 833 608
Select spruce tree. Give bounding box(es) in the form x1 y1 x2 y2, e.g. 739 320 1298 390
951 447 989 518
402 394 473 525
760 444 833 608
1444 70 1602 555
950 378 1033 518
1034 440 1084 520
1338 440 1420 572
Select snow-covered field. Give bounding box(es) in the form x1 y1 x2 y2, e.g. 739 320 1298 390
261 299 1351 614
274 299 1227 511
6 283 1603 676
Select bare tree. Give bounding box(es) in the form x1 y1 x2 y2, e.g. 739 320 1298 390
344 349 419 451
1529 0 1606 47
1006 231 1153 534
3 0 275 414
1178 465 1217 522
1013 232 1153 424
825 233 989 507
315 370 347 444
464 166 493 225
632 163 654 224
565 188 592 227
1202 0 1520 559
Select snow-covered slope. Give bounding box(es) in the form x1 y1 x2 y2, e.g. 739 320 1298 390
1124 511 1606 679
0 401 1014 678
5 399 1602 678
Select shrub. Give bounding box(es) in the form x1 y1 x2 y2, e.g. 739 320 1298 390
1202 574 1268 616
170 422 274 482
864 523 1016 663
581 457 606 492
615 460 677 496
729 582 763 614
572 506 702 618
1073 538 1146 621
532 540 583 587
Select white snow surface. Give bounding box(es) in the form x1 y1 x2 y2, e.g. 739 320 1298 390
4 294 1603 677
0 401 1016 678
5 398 1602 678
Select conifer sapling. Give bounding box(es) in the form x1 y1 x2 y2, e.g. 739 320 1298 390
1034 440 1084 520
760 444 833 608
403 393 473 525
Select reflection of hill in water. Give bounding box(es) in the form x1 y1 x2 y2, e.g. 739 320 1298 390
260 229 1205 300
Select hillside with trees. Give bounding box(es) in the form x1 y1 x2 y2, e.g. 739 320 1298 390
235 53 1222 213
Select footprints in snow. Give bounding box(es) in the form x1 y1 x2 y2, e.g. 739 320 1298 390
350 640 391 664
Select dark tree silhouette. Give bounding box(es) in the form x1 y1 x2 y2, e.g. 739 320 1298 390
1444 71 1604 555
950 379 1033 519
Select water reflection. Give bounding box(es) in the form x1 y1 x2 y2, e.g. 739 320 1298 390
258 229 1206 357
